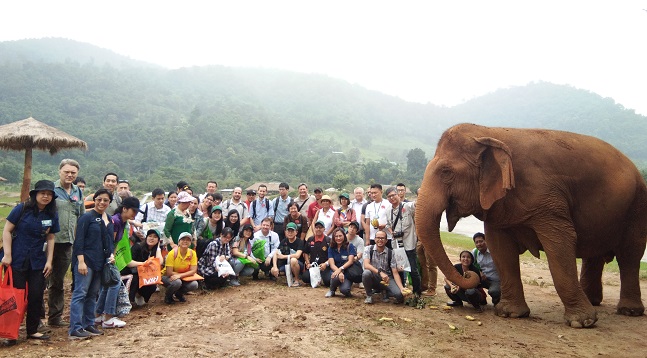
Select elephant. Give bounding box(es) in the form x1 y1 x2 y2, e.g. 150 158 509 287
415 123 647 328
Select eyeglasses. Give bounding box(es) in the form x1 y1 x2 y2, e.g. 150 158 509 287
375 237 387 241
386 194 398 199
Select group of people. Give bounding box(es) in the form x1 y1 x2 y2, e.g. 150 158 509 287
0 159 502 345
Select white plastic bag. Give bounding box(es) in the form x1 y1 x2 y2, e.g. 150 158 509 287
285 255 293 287
309 262 322 288
217 257 236 277
392 247 411 272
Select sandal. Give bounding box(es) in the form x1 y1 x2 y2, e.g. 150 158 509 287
291 281 301 287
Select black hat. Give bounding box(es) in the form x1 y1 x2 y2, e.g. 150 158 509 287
29 180 57 199
313 187 323 193
246 189 256 195
349 221 360 230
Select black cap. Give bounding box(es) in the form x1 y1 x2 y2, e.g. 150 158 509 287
247 189 256 195
314 187 323 193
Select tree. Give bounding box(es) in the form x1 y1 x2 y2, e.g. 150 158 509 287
406 148 428 177
332 173 350 191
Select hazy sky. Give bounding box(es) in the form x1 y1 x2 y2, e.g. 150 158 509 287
2 1 646 115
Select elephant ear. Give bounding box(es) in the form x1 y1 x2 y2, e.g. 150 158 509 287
474 137 515 210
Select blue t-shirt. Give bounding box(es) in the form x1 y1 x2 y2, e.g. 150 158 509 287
3 203 60 270
328 243 357 268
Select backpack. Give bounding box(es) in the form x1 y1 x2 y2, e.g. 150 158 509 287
251 198 270 220
274 197 293 213
472 248 481 271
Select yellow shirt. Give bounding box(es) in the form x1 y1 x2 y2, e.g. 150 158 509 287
165 248 197 273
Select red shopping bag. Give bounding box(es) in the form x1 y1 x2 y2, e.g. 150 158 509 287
0 266 28 340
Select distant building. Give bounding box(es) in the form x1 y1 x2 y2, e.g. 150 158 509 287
245 182 282 195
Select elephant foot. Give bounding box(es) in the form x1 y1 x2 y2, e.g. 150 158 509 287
494 300 530 318
563 307 597 328
617 298 645 317
584 290 602 306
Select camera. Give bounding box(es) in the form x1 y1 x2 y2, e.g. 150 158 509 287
393 231 404 238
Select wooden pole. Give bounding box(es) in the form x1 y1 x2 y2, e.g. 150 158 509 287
20 147 32 202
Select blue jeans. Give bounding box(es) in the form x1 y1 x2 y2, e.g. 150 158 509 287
96 279 120 316
69 264 102 334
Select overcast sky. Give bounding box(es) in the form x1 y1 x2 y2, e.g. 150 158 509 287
2 1 646 115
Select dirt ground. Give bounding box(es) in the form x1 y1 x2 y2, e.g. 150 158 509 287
3 244 646 358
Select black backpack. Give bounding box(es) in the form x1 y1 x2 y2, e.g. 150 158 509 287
251 198 270 220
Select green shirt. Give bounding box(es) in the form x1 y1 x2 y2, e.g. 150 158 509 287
53 179 85 244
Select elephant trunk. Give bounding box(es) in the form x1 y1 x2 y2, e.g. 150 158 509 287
415 176 480 290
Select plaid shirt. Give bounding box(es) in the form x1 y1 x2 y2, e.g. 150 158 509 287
197 238 231 277
363 245 396 277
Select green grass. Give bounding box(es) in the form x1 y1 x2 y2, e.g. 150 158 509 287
439 232 647 279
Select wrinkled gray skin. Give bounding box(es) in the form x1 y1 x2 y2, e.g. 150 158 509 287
415 123 647 328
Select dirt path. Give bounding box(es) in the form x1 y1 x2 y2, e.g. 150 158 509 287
5 245 646 357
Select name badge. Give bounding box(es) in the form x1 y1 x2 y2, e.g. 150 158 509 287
42 220 52 227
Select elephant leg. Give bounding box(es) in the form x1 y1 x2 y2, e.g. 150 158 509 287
580 257 604 306
537 223 597 328
485 227 530 318
615 232 645 316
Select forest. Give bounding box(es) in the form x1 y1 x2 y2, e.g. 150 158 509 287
1 38 646 193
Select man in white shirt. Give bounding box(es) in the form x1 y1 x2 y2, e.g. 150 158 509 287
350 187 367 239
251 217 280 280
362 184 392 246
198 180 218 202
221 187 250 225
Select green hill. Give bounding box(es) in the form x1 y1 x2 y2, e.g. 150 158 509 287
0 38 645 193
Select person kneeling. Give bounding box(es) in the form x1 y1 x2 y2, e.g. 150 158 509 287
444 250 486 312
162 232 198 303
271 223 304 286
198 227 239 289
362 230 404 304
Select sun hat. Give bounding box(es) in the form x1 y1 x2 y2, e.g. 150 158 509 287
178 232 192 241
320 195 332 202
30 180 57 199
176 191 194 203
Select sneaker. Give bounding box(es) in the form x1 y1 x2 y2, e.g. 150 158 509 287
446 301 464 307
37 320 52 333
174 293 187 302
84 325 104 336
94 315 105 324
364 296 373 304
134 294 146 307
69 328 91 340
229 278 241 287
102 317 126 328
48 318 69 327
164 295 176 304
382 292 390 303
325 290 336 298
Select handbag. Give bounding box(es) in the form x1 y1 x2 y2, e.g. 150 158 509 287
0 267 27 340
137 257 162 288
345 261 363 283
308 263 322 288
392 247 411 272
116 280 132 317
102 262 120 287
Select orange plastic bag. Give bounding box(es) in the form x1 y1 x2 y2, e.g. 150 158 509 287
137 257 162 288
0 266 27 340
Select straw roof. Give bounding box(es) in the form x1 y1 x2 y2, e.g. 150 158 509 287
0 117 88 154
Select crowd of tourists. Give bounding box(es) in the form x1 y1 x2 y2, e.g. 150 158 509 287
0 158 501 345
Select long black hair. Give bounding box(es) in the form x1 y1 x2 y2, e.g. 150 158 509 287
330 228 349 251
225 209 241 238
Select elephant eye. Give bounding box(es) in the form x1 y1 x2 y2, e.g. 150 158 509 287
439 166 454 183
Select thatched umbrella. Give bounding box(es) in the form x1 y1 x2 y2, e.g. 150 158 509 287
0 117 88 201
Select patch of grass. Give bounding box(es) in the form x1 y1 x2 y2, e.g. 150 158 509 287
438 231 647 278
